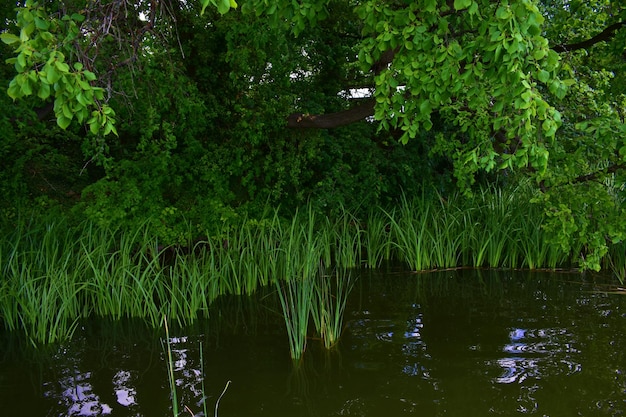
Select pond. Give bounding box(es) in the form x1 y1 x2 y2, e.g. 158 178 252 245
0 268 625 416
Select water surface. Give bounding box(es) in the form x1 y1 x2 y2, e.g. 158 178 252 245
1 269 625 416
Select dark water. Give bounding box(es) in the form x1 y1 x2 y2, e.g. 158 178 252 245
1 269 625 417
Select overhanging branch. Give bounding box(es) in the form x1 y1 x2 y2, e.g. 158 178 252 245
287 99 375 128
571 163 626 184
286 48 396 129
552 21 625 53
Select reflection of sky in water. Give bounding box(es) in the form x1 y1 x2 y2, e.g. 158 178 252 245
401 310 430 379
7 274 623 417
493 327 582 385
45 366 141 416
168 335 205 402
40 334 206 416
46 370 113 416
113 370 136 407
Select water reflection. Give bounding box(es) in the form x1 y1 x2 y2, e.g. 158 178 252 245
113 370 137 407
48 369 113 416
0 269 625 417
494 326 581 384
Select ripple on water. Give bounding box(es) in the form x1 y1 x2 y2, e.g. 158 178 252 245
491 326 582 384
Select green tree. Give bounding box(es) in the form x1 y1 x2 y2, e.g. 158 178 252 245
2 0 625 267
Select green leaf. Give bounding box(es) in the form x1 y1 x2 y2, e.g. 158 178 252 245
46 66 61 83
34 17 49 30
0 33 20 45
40 31 53 41
62 103 73 119
57 115 72 129
218 0 231 14
78 79 91 90
37 82 50 100
424 0 437 12
20 79 33 96
545 50 559 70
7 79 21 100
94 88 104 100
55 61 70 73
200 0 211 15
21 22 35 41
17 53 27 70
532 48 546 60
76 93 88 106
104 121 118 136
71 13 85 22
537 69 550 83
453 0 472 10
495 6 510 20
83 71 97 81
88 118 99 135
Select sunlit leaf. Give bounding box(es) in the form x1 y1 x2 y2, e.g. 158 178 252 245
37 82 50 99
453 0 472 11
57 115 72 129
83 71 97 81
0 33 20 45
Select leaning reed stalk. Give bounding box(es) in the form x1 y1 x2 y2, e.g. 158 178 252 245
6 219 86 344
514 214 551 269
162 316 179 417
80 223 165 323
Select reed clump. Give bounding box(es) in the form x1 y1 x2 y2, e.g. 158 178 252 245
1 185 623 346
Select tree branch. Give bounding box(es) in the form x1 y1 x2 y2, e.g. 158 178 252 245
287 99 375 128
571 163 626 184
286 48 397 128
552 21 625 53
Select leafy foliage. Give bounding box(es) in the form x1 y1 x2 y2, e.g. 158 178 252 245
1 0 117 135
1 0 625 271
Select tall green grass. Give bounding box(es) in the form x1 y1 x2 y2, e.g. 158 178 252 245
274 208 324 361
363 207 393 268
310 269 353 349
386 185 572 271
0 185 623 347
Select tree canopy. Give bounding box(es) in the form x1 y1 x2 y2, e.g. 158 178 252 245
1 0 625 269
